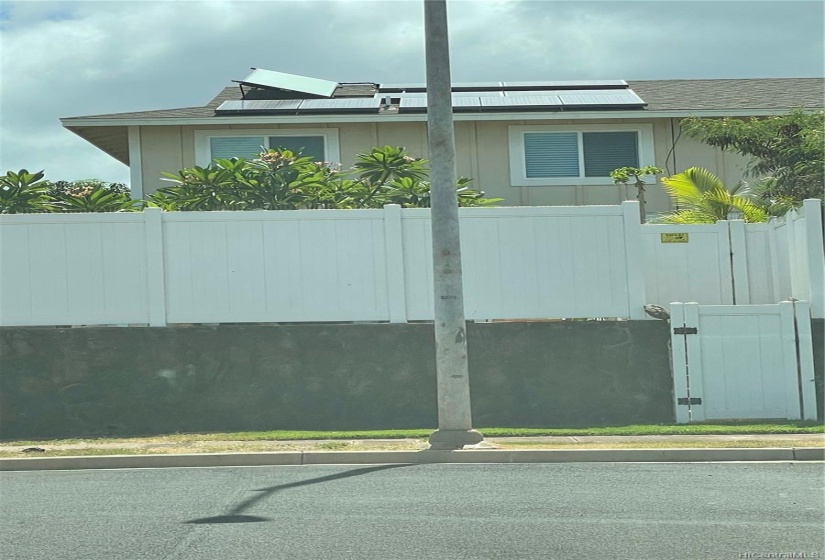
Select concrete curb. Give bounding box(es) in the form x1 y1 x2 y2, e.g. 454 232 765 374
1 447 822 471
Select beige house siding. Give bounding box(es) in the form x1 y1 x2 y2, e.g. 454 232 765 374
140 126 184 196
136 117 753 215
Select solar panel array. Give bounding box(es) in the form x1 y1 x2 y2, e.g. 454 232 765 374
217 73 646 115
379 80 628 92
216 98 382 114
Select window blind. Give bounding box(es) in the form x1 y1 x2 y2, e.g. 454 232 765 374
524 132 580 178
582 131 639 177
210 137 265 160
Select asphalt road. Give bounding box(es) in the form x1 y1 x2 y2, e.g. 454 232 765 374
1 463 823 560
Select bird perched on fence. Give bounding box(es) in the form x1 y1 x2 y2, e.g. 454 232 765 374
644 304 671 321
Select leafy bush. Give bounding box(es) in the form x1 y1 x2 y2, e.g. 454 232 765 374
681 110 824 206
0 172 141 214
656 167 768 224
46 180 141 213
2 147 501 214
0 170 57 214
150 146 502 211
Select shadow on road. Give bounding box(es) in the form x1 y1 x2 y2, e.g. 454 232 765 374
185 463 414 524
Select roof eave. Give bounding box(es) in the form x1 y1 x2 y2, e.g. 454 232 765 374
63 124 130 165
59 107 819 128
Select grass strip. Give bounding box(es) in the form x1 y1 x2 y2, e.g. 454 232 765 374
2 421 822 447
1 438 821 459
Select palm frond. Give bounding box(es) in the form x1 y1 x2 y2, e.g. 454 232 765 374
655 210 718 224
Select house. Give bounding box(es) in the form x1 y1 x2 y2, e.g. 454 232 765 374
60 69 823 213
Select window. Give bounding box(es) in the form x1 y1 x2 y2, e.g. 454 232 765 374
194 129 340 166
509 124 654 186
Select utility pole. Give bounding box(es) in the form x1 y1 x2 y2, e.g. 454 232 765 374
424 0 483 450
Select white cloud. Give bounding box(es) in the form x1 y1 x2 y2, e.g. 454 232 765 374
0 0 821 186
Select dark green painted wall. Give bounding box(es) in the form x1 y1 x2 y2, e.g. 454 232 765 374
0 321 674 440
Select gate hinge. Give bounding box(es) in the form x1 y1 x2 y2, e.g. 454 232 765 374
677 397 702 405
673 327 698 335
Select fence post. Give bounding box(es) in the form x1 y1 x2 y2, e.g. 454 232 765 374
791 300 818 421
682 302 705 421
728 220 750 304
669 302 690 424
383 204 408 323
802 199 824 318
767 218 784 303
621 201 647 319
144 207 167 327
779 301 803 419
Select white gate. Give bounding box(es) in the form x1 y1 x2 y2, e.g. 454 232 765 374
670 301 818 423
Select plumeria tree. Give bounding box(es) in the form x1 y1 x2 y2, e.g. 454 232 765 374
0 172 141 213
150 146 502 211
0 170 56 213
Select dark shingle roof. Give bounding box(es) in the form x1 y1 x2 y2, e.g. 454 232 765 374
61 78 823 122
627 78 824 111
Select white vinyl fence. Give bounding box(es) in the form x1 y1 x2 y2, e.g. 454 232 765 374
642 199 824 318
1 199 821 327
670 301 818 422
0 202 646 326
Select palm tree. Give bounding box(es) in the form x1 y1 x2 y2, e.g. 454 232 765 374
656 167 768 224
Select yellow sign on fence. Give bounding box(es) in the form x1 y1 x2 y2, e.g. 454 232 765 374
661 233 689 243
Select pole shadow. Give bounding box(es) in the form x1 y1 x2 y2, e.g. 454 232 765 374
185 463 414 524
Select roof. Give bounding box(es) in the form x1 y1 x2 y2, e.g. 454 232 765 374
60 75 824 165
627 78 824 111
62 77 824 122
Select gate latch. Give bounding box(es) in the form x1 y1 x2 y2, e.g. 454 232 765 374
673 327 698 335
677 397 703 405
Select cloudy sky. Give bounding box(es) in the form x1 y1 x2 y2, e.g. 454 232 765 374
1 0 823 186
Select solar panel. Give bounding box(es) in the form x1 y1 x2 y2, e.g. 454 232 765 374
479 96 563 108
389 91 428 98
392 91 501 100
298 98 382 111
381 81 504 92
379 83 427 92
234 68 338 98
502 80 627 89
399 96 483 109
453 97 482 107
399 98 427 109
215 100 303 113
451 82 505 91
502 90 556 98
559 90 645 107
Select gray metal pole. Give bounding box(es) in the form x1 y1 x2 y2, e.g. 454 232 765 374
424 0 483 450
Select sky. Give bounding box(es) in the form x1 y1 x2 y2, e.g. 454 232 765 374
1 0 823 186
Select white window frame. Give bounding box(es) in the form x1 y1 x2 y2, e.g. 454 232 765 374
194 128 340 167
508 123 655 186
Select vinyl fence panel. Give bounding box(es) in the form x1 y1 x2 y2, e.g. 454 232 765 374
0 213 150 326
162 210 391 323
642 222 733 309
402 203 642 320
